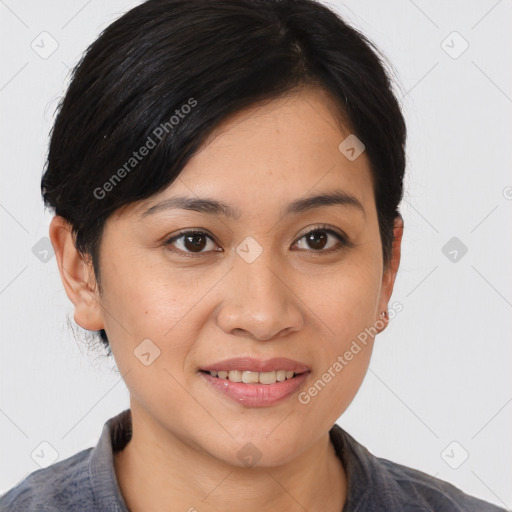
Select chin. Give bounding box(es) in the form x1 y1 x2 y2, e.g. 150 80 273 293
217 434 306 469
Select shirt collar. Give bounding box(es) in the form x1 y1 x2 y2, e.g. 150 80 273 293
89 409 132 512
89 409 380 512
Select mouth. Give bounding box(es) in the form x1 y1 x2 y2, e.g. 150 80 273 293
199 369 304 385
198 357 311 407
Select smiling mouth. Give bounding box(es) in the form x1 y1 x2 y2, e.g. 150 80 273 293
199 369 306 385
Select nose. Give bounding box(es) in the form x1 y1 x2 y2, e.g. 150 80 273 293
215 251 304 341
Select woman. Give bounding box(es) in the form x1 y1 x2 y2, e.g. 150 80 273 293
0 0 506 510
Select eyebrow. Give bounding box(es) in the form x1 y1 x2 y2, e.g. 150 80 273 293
139 189 365 219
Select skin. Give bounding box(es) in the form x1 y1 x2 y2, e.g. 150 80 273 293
50 86 403 512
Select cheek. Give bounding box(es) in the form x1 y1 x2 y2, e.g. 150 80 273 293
298 256 381 405
296 310 376 425
308 256 382 341
100 263 203 415
302 350 372 428
99 248 211 343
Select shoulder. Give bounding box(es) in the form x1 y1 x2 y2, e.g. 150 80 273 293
330 425 507 512
376 455 506 511
0 447 94 512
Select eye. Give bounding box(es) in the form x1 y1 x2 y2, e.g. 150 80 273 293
163 225 351 258
164 230 221 257
292 225 350 253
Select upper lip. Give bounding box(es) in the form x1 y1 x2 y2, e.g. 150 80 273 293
200 357 310 374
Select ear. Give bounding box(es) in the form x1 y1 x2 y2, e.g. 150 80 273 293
375 214 404 333
49 215 104 331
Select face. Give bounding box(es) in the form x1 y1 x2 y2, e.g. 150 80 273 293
53 86 402 467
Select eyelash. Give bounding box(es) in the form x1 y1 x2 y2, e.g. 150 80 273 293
162 224 351 258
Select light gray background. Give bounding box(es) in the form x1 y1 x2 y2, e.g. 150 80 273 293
1 0 511 508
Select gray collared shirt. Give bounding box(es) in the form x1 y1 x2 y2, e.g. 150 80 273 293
0 409 506 511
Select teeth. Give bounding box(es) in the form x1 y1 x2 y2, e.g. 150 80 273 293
228 370 242 382
242 371 260 384
259 371 276 385
208 369 299 384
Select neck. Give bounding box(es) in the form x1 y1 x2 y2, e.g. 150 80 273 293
114 406 347 512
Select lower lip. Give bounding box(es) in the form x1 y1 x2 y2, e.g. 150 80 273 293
199 371 309 407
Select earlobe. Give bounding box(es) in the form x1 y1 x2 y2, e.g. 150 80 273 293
49 216 105 331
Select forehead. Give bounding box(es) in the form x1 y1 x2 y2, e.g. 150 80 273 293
195 87 353 164
130 86 375 220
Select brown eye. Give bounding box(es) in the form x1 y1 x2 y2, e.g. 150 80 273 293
294 227 348 252
182 233 208 252
164 230 220 256
305 231 328 250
